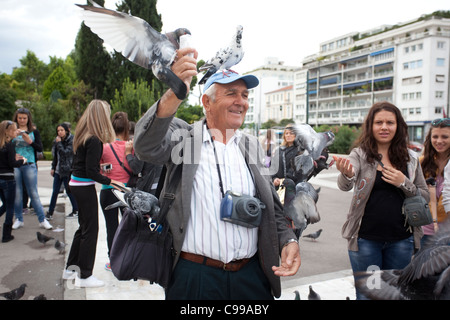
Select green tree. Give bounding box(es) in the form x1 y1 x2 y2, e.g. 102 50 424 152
11 50 49 99
42 66 71 101
111 78 158 121
176 104 204 124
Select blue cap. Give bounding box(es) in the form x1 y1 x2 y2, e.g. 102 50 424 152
203 70 259 93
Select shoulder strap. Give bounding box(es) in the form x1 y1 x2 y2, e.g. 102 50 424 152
157 164 182 225
109 144 133 177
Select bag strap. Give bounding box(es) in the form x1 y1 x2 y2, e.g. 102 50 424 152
155 164 182 226
109 144 133 177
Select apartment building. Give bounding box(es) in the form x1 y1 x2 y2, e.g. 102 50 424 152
243 57 294 132
293 14 450 142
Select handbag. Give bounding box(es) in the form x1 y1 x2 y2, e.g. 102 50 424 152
402 188 433 227
109 164 180 288
109 144 139 188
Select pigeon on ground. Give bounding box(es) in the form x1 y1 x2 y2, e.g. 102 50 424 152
355 219 450 300
303 229 323 241
198 25 245 84
76 0 191 100
0 284 27 300
283 179 321 237
33 294 47 300
294 290 301 300
55 240 66 254
37 232 54 245
308 285 321 300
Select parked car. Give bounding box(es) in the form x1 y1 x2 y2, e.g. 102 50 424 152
408 141 424 153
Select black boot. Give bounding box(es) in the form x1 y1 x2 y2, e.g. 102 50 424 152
2 223 14 243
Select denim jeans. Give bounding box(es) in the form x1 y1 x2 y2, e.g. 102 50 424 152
0 178 16 225
49 173 78 213
348 236 414 299
14 163 46 223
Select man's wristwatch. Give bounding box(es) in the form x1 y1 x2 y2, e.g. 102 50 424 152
283 239 299 249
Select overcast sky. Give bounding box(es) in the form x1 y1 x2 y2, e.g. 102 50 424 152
1 0 448 75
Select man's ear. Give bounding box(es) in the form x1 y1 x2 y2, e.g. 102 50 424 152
202 94 211 112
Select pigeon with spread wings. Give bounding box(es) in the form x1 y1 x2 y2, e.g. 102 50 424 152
76 0 191 100
198 25 245 84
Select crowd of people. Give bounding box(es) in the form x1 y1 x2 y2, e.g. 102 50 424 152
0 46 448 298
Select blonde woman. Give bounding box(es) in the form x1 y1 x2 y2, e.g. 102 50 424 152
63 100 124 288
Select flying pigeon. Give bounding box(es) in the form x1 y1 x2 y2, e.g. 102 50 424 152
283 179 321 237
303 229 323 241
76 0 191 100
0 284 27 300
308 285 321 300
198 25 245 84
292 125 335 179
355 219 450 300
37 232 54 245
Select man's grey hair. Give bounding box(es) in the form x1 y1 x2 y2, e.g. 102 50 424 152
203 83 217 102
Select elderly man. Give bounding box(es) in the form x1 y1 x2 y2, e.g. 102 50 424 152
134 47 300 299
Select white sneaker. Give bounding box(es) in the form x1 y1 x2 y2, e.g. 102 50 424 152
62 269 77 280
79 275 104 288
12 220 24 229
39 219 53 230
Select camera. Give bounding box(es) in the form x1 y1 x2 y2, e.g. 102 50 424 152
220 190 265 228
102 163 112 171
19 130 29 135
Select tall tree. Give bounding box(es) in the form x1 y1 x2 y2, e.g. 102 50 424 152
73 0 111 99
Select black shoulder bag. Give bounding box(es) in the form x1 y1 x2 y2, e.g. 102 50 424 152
109 164 180 288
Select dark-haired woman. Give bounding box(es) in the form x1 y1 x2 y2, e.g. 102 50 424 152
333 101 429 299
46 123 78 220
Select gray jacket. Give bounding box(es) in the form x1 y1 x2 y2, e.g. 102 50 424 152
134 102 296 298
337 147 429 251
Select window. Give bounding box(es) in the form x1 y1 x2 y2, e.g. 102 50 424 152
437 41 445 49
437 58 445 67
436 91 444 98
436 75 445 82
404 47 409 54
416 108 421 115
435 107 443 114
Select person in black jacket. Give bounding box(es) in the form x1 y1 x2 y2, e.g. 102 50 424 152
0 120 25 242
63 100 124 288
46 123 78 220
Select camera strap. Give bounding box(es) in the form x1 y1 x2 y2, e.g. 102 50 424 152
207 125 257 200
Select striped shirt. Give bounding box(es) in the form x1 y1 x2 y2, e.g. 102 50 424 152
181 126 258 263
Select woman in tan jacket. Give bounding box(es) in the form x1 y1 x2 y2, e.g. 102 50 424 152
333 101 429 299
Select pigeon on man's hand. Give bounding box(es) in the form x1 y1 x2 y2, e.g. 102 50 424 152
198 25 245 84
0 284 27 300
303 229 323 241
76 0 191 100
37 232 54 245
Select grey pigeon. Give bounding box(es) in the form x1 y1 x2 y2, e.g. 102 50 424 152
106 186 160 218
303 229 323 241
55 239 66 254
294 290 301 300
283 179 321 237
293 125 335 178
37 231 54 245
76 0 191 100
198 25 245 84
0 284 27 300
308 285 321 300
33 294 47 300
355 219 450 300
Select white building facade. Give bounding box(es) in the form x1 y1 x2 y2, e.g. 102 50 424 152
293 15 450 142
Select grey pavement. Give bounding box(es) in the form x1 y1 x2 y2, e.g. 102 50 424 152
0 160 356 300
